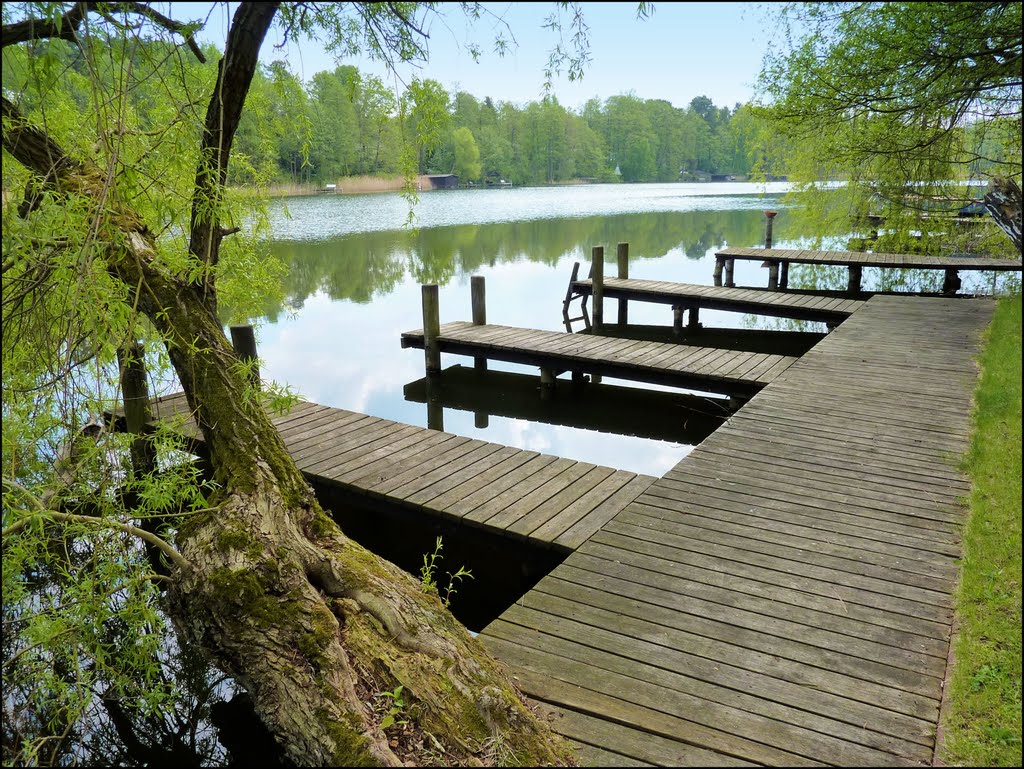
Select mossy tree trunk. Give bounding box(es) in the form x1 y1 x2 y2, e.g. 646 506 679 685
1 4 573 766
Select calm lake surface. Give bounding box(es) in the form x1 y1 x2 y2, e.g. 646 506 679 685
254 182 802 476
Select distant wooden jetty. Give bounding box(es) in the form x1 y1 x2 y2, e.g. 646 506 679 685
715 246 1023 294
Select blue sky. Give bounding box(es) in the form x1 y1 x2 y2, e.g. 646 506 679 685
192 2 786 111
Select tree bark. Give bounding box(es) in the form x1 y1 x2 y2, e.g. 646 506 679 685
984 177 1023 254
2 5 574 766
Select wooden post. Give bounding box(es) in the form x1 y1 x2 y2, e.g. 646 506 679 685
230 325 259 388
847 264 862 295
591 246 604 332
724 257 735 288
427 397 444 431
422 284 441 375
942 268 961 295
474 411 489 429
780 261 789 290
616 242 629 325
764 210 777 249
672 305 683 336
713 255 724 286
767 261 779 290
539 367 555 401
470 275 487 372
117 341 156 477
687 306 701 330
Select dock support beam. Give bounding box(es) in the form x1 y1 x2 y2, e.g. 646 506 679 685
471 275 487 372
724 257 735 288
779 261 789 290
847 265 862 295
713 255 724 287
688 306 701 330
767 261 780 290
422 284 441 375
942 268 961 296
617 242 629 325
230 324 259 388
673 305 683 336
540 367 555 400
591 246 604 332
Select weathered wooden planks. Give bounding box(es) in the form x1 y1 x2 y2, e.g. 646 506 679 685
573 276 865 322
401 322 799 398
717 246 1024 272
110 395 654 551
479 294 995 766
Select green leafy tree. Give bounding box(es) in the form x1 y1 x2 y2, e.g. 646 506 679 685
1 3 583 766
452 126 481 182
757 1 1022 253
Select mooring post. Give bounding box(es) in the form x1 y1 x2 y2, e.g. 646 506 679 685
474 411 489 429
616 242 629 325
117 341 156 477
230 325 260 389
713 255 724 286
422 284 441 375
591 246 604 332
847 264 862 295
470 275 487 372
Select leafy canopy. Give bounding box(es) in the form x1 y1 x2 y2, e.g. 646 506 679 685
756 1 1022 257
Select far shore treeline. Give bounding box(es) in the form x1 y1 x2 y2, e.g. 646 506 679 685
234 61 778 188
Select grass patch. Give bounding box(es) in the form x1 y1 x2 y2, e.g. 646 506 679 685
941 293 1022 767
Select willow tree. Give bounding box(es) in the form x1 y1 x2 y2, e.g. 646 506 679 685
756 1 1022 258
1 3 581 766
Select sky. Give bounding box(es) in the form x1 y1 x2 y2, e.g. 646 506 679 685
191 2 787 111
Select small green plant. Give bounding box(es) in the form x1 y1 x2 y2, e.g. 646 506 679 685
419 536 473 607
419 536 443 595
442 565 473 608
376 684 408 730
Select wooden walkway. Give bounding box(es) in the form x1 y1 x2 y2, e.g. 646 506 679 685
114 394 654 551
478 294 995 766
401 322 799 399
715 246 1022 293
572 276 865 323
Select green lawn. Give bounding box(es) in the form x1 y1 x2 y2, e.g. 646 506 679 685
941 293 1022 766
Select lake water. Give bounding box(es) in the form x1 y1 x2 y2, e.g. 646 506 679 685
248 182 807 477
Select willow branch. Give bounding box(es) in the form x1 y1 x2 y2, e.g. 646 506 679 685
187 0 279 295
1 491 189 572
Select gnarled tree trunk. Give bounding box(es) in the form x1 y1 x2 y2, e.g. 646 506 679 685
984 176 1023 254
1 4 574 766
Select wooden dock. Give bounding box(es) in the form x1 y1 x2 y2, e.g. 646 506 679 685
571 276 865 324
478 294 995 766
111 394 654 551
401 322 798 400
715 246 1023 293
403 364 732 445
